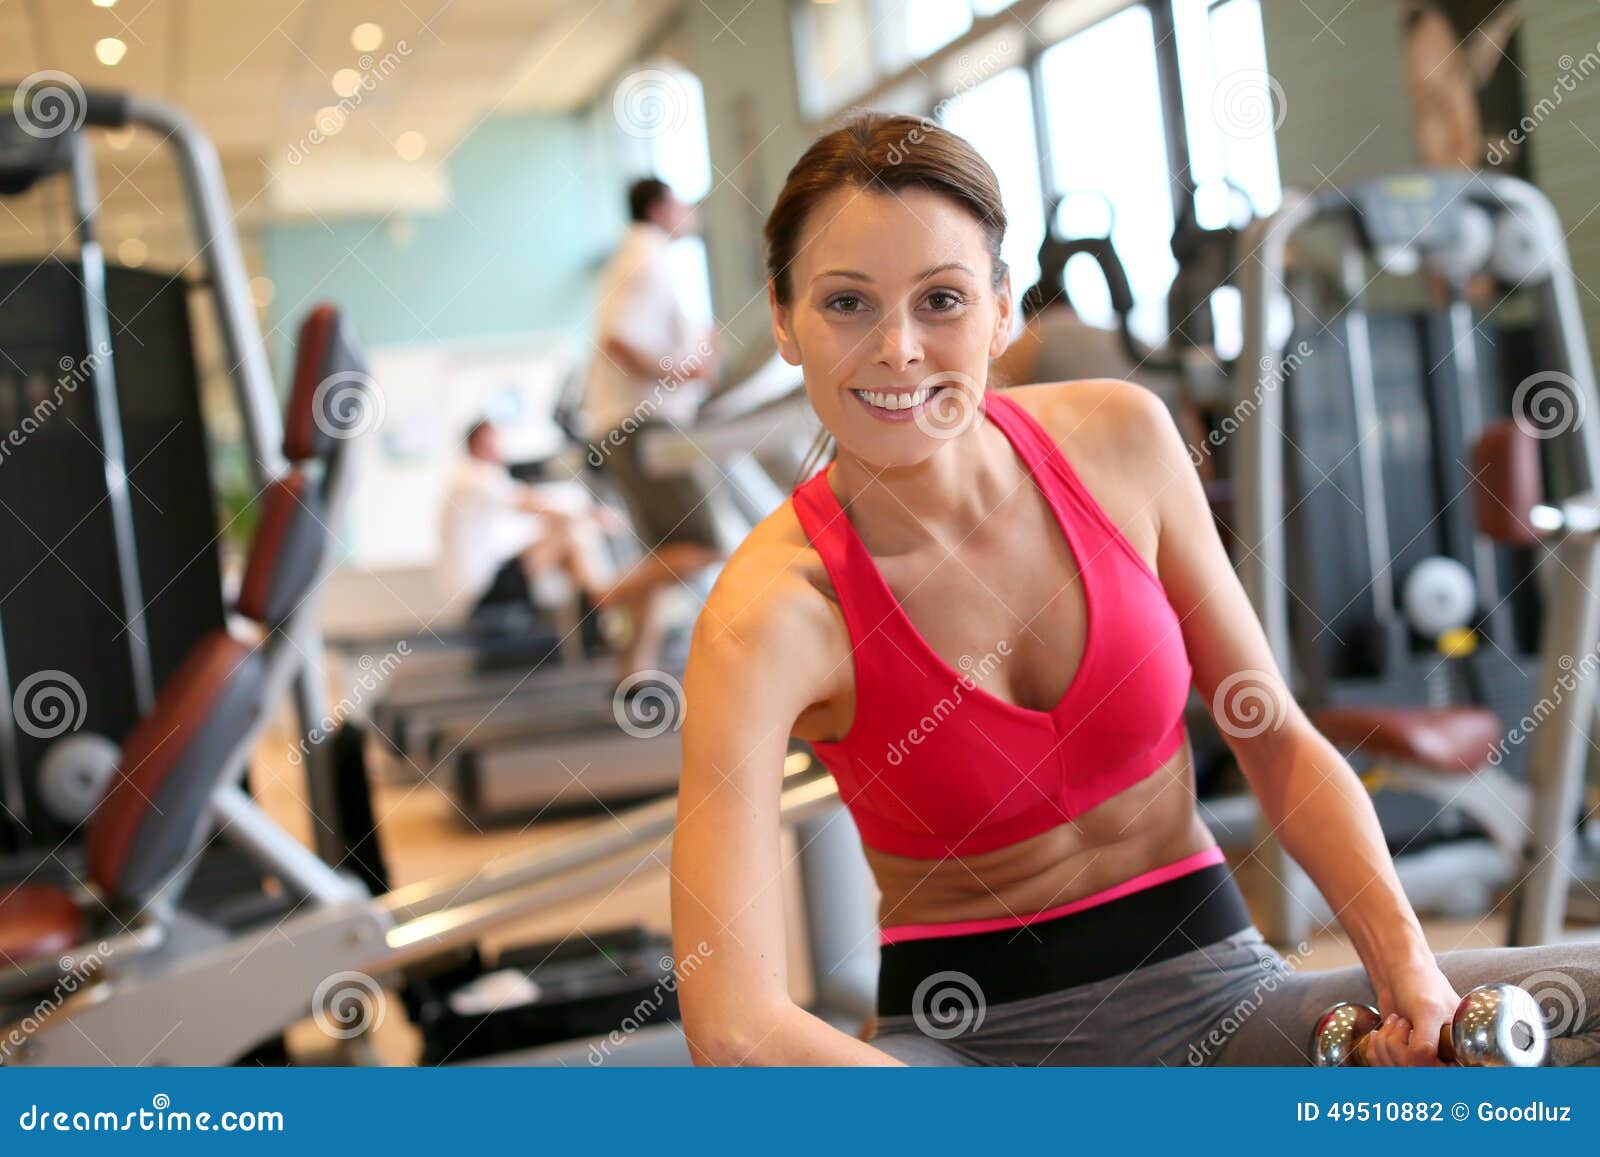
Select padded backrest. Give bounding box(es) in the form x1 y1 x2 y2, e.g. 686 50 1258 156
1471 419 1544 546
86 631 266 902
235 472 327 628
282 304 372 466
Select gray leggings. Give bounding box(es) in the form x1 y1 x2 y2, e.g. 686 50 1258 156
870 927 1600 1066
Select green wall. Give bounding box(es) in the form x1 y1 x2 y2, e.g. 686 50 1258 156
264 105 635 364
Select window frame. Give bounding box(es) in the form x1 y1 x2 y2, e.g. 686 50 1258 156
789 0 1282 328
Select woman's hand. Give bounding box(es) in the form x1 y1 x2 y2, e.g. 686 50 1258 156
1366 957 1461 1066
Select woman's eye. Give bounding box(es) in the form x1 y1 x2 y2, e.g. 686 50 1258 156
828 294 865 314
925 290 964 311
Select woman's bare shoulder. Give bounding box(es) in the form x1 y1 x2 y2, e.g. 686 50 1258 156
689 499 847 699
1001 379 1174 447
998 380 1193 556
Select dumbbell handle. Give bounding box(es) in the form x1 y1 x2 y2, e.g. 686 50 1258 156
1350 1019 1455 1066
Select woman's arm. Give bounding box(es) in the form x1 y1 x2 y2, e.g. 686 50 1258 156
1079 381 1457 1065
671 557 904 1066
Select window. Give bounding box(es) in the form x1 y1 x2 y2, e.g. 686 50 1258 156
640 65 715 329
646 68 712 204
1173 0 1283 224
938 67 1045 307
793 0 878 118
876 0 972 73
1038 5 1176 344
785 0 1286 358
1172 0 1283 357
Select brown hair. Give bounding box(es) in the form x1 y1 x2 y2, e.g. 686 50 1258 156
766 115 1010 483
764 113 1009 305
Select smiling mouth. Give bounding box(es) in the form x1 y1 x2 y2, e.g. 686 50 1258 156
851 385 953 413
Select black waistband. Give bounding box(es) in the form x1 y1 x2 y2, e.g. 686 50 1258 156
876 862 1252 1018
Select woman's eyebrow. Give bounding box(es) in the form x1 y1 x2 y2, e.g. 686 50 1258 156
812 261 975 284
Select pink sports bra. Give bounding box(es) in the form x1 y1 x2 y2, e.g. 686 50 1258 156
791 389 1193 860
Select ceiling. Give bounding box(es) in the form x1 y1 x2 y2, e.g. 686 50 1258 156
0 0 680 259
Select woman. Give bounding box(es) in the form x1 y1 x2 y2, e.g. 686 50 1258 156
670 114 1600 1066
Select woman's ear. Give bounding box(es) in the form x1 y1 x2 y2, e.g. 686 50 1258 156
770 281 801 365
989 271 1014 359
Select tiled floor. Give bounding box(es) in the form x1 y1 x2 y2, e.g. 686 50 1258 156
247 708 1534 1064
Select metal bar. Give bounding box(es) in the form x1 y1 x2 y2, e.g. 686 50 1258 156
379 771 843 972
1147 0 1193 219
1512 522 1600 946
1232 189 1322 947
1340 242 1396 622
0 616 25 847
382 757 826 925
70 134 155 713
1481 176 1600 494
0 923 164 1004
211 784 365 905
794 804 878 1020
1444 296 1510 648
290 631 346 865
124 97 283 487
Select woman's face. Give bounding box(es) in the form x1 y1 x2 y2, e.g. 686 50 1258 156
770 185 1012 469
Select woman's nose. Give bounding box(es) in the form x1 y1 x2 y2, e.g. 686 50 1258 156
873 315 922 374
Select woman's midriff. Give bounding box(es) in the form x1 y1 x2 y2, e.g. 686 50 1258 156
863 742 1214 932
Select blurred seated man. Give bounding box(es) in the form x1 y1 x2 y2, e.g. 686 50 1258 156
993 254 1178 395
993 247 1207 471
584 176 727 681
438 418 618 636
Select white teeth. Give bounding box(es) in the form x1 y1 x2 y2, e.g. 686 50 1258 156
857 387 931 411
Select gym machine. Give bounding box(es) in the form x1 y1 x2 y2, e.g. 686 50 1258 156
1231 170 1600 946
0 81 354 892
1 746 875 1066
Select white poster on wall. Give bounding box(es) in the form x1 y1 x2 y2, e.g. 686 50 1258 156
344 334 582 573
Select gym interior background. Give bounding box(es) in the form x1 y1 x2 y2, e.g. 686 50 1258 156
1 0 1599 1067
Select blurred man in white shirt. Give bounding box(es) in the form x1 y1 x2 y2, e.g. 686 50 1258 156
583 178 726 680
438 418 616 632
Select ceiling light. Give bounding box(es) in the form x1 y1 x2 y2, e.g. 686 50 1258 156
332 68 361 98
92 0 118 8
395 131 426 161
250 277 276 309
351 23 384 52
95 38 127 67
117 238 147 267
315 106 345 135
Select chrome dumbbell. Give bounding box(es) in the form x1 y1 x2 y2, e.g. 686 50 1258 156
1310 983 1547 1067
